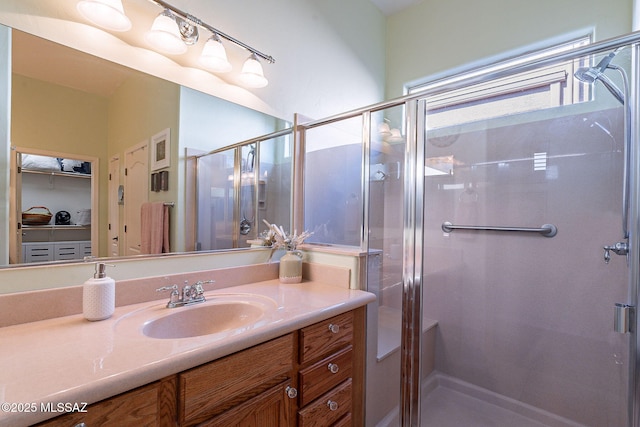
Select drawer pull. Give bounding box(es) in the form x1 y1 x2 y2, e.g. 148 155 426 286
327 400 339 411
286 386 298 399
328 363 339 374
328 323 340 334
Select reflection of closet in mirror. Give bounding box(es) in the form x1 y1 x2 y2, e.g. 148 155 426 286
9 149 98 264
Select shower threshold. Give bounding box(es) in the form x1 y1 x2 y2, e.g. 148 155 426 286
421 373 586 427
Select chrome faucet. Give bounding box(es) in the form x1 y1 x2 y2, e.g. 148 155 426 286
156 280 214 308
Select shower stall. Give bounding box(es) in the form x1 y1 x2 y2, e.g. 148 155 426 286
194 130 293 250
301 32 640 426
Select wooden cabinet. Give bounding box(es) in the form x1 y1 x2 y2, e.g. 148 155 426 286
200 381 294 427
178 333 296 426
34 307 366 427
297 309 365 427
35 377 177 427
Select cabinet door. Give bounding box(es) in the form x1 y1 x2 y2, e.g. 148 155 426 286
179 334 294 425
35 377 177 427
200 380 294 427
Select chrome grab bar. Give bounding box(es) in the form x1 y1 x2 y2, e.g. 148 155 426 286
441 221 557 238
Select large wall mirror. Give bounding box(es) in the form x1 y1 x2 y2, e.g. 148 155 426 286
2 27 292 273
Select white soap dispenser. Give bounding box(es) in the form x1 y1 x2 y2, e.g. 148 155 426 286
83 262 115 321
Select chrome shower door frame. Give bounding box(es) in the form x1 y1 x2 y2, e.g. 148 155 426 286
400 99 426 426
629 41 640 427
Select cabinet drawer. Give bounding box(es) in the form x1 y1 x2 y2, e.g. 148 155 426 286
179 333 294 426
333 413 352 427
298 379 352 427
23 243 54 263
79 240 92 256
300 311 353 364
299 346 352 406
54 242 79 260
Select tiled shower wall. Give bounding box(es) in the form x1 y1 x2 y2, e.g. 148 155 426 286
423 106 629 426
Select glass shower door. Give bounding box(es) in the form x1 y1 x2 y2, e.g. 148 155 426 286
196 149 235 250
420 48 634 426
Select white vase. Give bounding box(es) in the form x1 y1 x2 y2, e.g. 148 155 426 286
279 250 303 283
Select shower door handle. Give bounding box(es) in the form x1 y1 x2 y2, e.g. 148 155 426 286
603 241 628 264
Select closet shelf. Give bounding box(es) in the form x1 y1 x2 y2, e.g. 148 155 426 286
21 169 91 179
22 224 90 230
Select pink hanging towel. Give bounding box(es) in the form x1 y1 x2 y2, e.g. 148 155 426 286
141 202 170 254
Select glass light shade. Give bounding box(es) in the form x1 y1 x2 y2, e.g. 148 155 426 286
145 10 187 55
77 0 131 32
378 122 391 136
387 128 404 143
199 36 232 73
239 54 268 88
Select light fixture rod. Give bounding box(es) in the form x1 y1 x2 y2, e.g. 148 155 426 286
147 0 275 64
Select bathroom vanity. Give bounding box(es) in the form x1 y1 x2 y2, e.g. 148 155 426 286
0 277 374 426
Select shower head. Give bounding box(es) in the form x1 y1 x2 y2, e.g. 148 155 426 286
574 67 625 104
574 48 625 104
244 144 256 172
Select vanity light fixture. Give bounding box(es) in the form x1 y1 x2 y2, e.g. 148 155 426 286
146 0 275 86
77 0 132 32
198 34 232 73
77 0 275 86
239 53 268 88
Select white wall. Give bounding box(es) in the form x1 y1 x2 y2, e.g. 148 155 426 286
385 0 634 98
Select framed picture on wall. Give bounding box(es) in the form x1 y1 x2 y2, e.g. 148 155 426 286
151 128 171 171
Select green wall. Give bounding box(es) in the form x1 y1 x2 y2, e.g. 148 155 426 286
386 0 634 98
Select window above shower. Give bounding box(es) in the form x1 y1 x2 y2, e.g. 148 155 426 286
409 35 592 129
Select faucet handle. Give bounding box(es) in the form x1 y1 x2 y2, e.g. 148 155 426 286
156 284 178 293
193 283 204 296
194 280 214 294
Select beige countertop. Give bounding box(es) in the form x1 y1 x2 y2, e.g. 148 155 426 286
0 279 376 426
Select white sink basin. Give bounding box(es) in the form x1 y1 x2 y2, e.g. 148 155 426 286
143 301 265 339
117 293 278 340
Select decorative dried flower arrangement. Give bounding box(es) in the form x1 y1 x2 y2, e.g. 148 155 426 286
261 220 313 252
